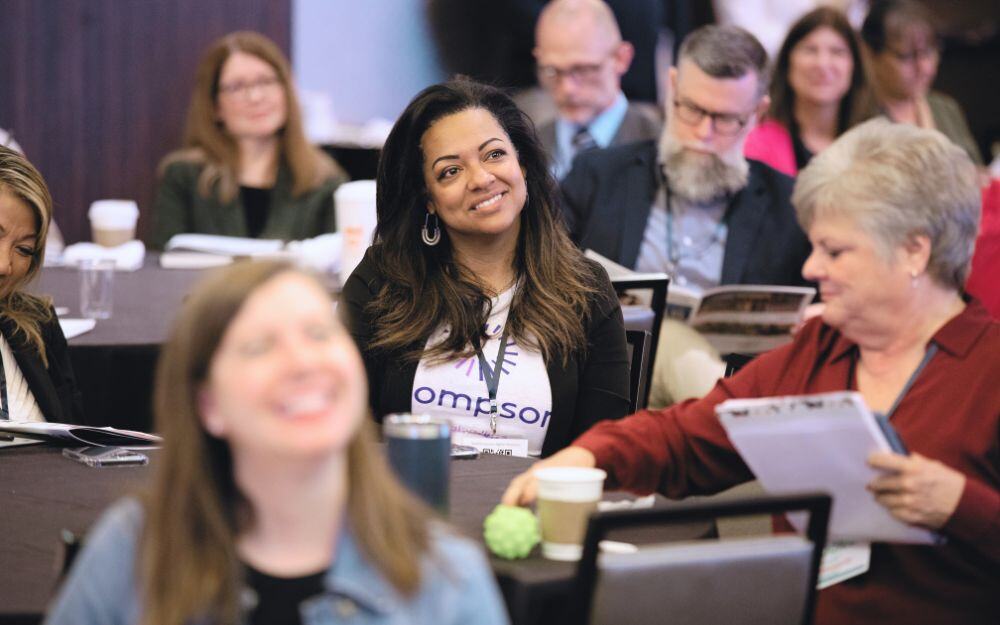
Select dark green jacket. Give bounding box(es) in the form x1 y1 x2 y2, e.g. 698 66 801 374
151 159 346 249
927 91 983 166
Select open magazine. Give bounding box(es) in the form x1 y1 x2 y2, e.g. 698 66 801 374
0 421 162 448
585 249 815 354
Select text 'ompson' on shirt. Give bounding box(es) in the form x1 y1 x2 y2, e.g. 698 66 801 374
412 386 552 428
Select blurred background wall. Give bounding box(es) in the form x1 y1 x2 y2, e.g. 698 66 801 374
0 0 292 244
1 0 996 244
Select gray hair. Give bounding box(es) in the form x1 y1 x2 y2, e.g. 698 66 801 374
677 25 770 97
793 118 980 290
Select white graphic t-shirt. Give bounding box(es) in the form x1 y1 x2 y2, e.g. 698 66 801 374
411 285 552 456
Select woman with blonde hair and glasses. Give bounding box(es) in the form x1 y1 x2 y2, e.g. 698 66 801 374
0 146 82 423
860 0 982 165
152 31 346 248
45 261 508 625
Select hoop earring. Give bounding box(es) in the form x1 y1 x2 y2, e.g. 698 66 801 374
422 212 441 246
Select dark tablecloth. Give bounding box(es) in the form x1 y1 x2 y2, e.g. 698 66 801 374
34 255 204 348
31 256 205 432
0 447 708 625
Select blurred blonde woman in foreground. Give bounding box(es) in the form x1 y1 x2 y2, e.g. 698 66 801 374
46 261 508 625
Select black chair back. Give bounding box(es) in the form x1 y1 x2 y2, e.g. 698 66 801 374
610 274 669 406
624 330 651 413
570 492 831 625
723 352 756 377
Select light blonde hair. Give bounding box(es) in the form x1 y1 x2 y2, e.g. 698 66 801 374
0 145 54 365
141 261 429 625
793 118 980 289
160 31 343 203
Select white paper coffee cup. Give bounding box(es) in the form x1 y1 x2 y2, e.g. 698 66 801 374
535 467 607 561
335 181 377 282
89 200 139 248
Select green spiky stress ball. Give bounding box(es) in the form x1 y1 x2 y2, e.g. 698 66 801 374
483 504 540 559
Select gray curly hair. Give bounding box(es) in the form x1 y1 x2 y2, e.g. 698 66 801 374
793 118 980 290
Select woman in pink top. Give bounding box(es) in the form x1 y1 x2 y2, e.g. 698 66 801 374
744 7 875 176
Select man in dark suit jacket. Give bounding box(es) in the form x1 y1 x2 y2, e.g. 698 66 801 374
534 0 662 180
564 143 809 287
563 25 812 406
563 25 810 287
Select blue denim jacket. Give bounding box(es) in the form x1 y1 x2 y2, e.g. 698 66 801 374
45 499 510 625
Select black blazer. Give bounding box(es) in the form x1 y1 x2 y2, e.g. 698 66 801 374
1 310 84 423
562 140 812 286
341 246 630 457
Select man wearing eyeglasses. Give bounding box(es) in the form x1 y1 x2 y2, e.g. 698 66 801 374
533 0 661 180
563 25 812 405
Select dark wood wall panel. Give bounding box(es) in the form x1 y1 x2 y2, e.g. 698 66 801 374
0 0 291 244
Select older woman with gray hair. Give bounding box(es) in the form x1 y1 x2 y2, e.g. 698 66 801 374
504 118 999 625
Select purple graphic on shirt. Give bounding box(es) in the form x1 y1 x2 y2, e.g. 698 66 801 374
454 322 518 380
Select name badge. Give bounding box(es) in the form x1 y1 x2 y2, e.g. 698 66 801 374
818 541 871 589
461 437 529 458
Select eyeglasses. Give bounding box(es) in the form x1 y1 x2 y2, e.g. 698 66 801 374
886 44 940 65
536 57 611 86
217 75 282 98
672 99 753 135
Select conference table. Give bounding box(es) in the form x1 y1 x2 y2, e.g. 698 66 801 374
33 254 661 433
33 254 207 432
0 445 710 625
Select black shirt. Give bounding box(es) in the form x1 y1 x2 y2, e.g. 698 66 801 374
789 124 815 172
240 186 272 238
245 564 327 625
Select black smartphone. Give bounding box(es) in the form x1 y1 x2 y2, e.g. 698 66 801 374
875 415 908 455
450 444 480 460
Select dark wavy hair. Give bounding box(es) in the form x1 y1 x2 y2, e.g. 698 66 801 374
768 7 876 135
369 78 598 363
860 0 935 54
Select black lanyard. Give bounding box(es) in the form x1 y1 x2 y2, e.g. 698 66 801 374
884 343 939 420
474 325 510 437
0 354 9 420
865 343 938 455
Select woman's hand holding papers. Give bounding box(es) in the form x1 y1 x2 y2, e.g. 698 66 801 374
501 446 597 506
867 452 967 529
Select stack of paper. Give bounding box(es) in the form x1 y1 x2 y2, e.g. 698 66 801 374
161 233 341 273
716 392 937 544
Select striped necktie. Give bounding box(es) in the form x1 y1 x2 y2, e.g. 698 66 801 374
572 125 598 156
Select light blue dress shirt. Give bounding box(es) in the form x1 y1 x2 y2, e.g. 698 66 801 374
635 185 728 294
552 92 628 180
44 498 510 625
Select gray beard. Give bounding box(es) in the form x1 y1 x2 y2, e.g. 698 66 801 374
658 132 749 204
